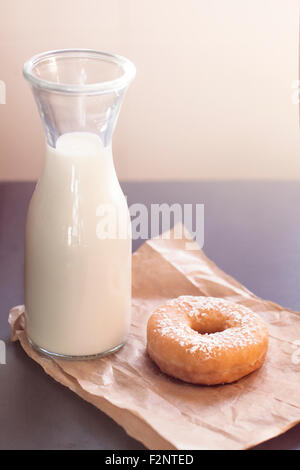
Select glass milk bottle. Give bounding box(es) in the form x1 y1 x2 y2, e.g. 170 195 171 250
23 49 135 359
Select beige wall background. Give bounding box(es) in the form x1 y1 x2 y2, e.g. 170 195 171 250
0 0 299 181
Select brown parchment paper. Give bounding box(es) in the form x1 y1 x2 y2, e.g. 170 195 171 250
9 224 300 450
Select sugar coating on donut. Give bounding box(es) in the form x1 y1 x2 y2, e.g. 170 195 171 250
147 296 269 385
154 297 262 355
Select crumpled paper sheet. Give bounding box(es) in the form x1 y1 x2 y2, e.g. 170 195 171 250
9 225 300 450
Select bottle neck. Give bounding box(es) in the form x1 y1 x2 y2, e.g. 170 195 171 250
40 133 119 192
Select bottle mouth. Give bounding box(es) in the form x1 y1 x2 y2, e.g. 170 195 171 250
23 49 136 95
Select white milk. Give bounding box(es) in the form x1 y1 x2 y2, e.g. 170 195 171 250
24 132 131 357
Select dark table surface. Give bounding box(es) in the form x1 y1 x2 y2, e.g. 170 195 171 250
0 181 300 450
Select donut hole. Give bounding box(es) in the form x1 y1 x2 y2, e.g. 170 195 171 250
189 314 227 335
192 324 226 335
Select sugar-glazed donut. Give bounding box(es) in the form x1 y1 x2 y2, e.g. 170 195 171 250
147 296 268 385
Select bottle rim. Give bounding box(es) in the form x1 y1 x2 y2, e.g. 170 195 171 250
23 49 136 95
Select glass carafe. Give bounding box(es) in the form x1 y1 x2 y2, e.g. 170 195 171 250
23 49 135 359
